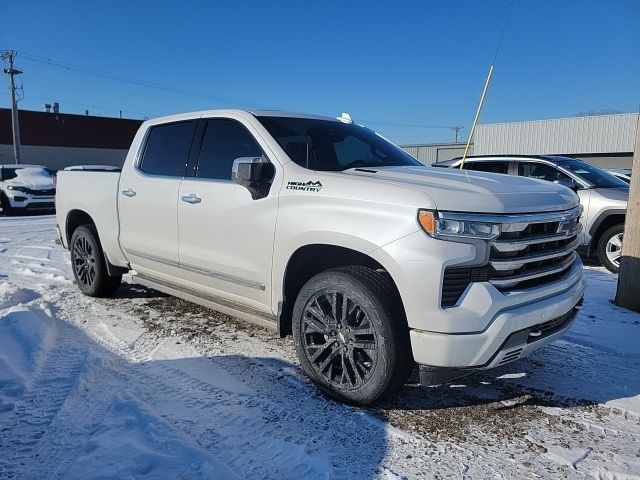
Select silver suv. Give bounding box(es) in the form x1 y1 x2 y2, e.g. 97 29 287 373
434 155 629 273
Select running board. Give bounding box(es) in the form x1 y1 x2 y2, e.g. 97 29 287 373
130 274 278 332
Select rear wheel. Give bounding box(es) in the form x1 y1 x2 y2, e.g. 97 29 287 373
0 193 15 216
597 224 624 273
292 266 413 405
70 225 122 297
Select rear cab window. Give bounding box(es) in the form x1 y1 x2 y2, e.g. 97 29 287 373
139 120 198 177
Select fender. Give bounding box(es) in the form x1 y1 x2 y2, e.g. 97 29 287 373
271 232 389 316
588 209 626 237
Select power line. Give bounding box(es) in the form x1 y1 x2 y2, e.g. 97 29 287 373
13 50 465 133
361 119 459 129
451 126 464 142
17 51 270 109
492 0 514 65
0 91 149 118
2 50 22 164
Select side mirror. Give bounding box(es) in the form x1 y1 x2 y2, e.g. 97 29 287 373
232 157 275 200
556 179 578 192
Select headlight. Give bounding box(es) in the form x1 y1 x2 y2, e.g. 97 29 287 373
418 209 501 240
6 186 28 193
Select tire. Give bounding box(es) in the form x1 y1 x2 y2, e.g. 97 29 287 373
597 224 624 274
292 266 413 405
70 225 122 297
0 193 15 216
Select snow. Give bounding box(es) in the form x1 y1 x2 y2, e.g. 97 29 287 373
1 215 639 479
6 167 55 190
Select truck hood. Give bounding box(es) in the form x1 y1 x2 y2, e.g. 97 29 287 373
342 166 579 214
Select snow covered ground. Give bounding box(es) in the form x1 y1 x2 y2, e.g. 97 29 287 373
0 215 639 479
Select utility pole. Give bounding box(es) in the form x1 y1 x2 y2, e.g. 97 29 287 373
451 126 464 143
615 113 640 312
2 50 22 164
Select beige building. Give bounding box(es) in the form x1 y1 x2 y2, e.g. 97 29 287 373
402 113 638 169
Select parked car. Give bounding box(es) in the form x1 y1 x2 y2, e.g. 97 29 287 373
607 168 632 184
56 110 585 405
434 155 629 273
0 164 56 215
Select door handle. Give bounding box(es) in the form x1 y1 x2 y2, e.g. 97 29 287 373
121 188 136 197
181 194 201 204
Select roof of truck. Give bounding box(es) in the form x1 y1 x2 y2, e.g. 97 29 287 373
146 109 340 125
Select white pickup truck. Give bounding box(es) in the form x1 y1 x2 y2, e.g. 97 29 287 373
56 110 585 405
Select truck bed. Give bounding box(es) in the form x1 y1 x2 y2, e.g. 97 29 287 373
55 170 127 267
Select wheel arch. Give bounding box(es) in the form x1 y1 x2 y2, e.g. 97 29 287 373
66 209 127 276
277 243 405 337
66 209 96 244
588 209 626 256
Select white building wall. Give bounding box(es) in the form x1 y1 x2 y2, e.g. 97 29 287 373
474 113 638 156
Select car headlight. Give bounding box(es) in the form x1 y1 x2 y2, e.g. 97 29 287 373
418 209 501 240
6 186 28 193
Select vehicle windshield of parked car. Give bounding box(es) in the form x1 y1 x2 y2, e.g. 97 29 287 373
560 160 629 189
257 116 422 171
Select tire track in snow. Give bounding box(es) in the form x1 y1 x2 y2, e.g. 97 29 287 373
44 285 423 479
0 321 87 479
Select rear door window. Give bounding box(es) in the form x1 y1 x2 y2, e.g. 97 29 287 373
518 162 572 182
195 119 264 180
139 120 198 177
465 161 509 174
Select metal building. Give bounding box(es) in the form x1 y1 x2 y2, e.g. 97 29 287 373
400 142 470 165
402 113 638 169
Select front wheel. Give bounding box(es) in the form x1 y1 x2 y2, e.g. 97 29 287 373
70 225 122 297
292 266 413 405
0 193 15 216
597 224 624 273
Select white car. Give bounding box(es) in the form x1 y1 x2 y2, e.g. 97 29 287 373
55 110 585 405
0 164 56 215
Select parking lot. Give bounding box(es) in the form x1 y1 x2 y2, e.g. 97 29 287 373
1 214 638 479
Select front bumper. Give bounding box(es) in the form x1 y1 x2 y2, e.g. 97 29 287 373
5 192 55 210
409 269 585 369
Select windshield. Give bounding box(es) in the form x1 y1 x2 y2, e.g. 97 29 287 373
560 160 629 189
257 116 422 171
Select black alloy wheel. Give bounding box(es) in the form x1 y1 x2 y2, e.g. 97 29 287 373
301 290 379 389
70 225 122 297
73 233 98 288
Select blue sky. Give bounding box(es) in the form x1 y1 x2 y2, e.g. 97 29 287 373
2 0 639 144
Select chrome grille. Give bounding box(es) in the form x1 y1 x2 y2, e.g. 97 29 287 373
488 206 582 291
